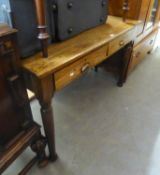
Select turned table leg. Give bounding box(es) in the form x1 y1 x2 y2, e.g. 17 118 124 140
39 100 57 161
31 132 48 167
32 75 58 161
94 66 99 72
122 0 129 22
117 41 134 87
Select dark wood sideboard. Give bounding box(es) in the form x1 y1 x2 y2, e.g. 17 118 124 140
0 24 48 175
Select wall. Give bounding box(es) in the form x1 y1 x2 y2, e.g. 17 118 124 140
0 0 12 26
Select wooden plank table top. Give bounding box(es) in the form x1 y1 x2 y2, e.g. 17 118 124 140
22 16 140 79
0 24 17 37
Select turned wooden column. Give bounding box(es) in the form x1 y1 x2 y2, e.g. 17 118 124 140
31 75 58 161
122 0 129 22
34 0 49 58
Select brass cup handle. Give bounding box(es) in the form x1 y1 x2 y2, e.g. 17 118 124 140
133 52 141 58
81 63 90 73
69 71 75 77
119 40 125 47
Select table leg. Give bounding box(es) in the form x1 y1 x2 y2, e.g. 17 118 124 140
117 41 134 87
94 66 99 72
39 100 58 161
33 76 58 161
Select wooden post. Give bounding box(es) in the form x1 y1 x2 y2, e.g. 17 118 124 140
31 75 58 161
122 0 129 22
117 41 134 87
34 0 49 58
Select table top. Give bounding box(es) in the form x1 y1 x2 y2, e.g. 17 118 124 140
0 24 17 37
22 16 140 79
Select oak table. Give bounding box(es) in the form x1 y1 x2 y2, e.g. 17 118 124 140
22 16 140 161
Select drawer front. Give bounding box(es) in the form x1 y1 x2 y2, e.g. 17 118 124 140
54 44 108 90
129 30 158 72
108 29 135 56
84 44 108 67
54 58 87 90
134 27 153 46
130 46 146 71
0 38 13 56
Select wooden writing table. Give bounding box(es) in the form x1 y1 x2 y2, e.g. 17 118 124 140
22 16 140 161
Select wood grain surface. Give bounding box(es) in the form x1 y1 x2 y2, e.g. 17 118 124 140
22 16 139 78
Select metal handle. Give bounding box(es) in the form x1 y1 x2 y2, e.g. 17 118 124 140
134 52 140 58
119 40 125 47
81 64 90 73
69 70 75 77
150 40 154 45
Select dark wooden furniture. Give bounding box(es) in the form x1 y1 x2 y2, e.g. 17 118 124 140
0 24 48 174
122 0 129 22
109 0 160 73
34 0 49 58
22 16 140 161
